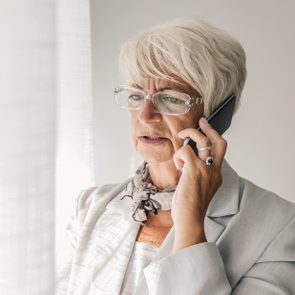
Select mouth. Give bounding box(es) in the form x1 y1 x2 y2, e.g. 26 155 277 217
139 135 168 145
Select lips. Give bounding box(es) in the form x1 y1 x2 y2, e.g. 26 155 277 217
138 132 164 138
139 134 167 145
141 136 166 140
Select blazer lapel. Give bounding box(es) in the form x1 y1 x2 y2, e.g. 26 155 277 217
204 158 241 242
87 183 142 294
71 179 141 295
206 158 241 219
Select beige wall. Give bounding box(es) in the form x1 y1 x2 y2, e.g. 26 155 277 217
90 0 295 203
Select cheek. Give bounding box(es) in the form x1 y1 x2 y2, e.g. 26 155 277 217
166 121 188 149
170 118 192 135
168 116 198 147
128 115 138 147
191 107 203 127
129 127 136 146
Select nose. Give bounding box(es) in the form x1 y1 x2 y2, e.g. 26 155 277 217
137 97 162 124
137 78 162 124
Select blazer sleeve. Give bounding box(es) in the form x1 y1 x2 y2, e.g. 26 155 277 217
143 216 295 295
232 215 295 295
143 242 231 295
55 187 97 295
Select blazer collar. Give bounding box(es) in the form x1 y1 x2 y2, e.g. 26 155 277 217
106 158 241 221
206 158 241 218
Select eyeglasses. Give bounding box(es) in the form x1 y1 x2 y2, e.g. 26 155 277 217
114 85 203 116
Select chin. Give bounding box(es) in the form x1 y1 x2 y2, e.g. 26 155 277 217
134 138 176 164
137 149 173 164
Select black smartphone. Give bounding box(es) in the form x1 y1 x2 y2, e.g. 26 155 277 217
184 93 236 155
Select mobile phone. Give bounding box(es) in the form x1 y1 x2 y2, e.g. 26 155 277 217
183 93 236 155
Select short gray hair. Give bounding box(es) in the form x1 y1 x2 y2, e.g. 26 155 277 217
118 17 247 117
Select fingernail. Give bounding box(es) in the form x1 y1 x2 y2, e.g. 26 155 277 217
200 117 208 124
178 131 185 139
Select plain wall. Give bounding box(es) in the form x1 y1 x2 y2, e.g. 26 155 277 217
90 0 295 203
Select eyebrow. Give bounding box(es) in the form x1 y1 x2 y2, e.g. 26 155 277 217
131 84 186 92
158 87 175 91
131 83 143 89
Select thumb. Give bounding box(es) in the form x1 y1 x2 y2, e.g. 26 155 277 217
173 151 185 171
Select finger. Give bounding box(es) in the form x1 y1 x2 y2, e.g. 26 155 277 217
197 148 212 162
179 128 213 166
178 126 213 163
198 118 227 166
173 145 195 170
173 144 207 174
198 118 222 144
178 127 212 152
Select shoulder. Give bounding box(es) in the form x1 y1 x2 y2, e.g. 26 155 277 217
237 176 295 261
74 178 133 225
239 176 295 223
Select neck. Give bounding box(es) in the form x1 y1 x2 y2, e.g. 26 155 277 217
147 159 180 191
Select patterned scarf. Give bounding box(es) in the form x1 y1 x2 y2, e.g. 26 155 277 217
120 161 176 225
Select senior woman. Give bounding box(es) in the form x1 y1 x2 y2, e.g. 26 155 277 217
55 17 295 295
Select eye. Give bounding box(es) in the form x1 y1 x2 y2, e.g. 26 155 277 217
162 96 185 105
128 94 143 101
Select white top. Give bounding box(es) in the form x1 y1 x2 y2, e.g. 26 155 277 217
120 241 159 294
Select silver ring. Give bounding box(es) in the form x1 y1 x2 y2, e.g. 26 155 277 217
199 156 214 166
197 146 212 152
204 156 214 166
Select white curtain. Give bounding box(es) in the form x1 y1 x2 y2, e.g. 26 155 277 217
0 0 94 293
55 0 95 258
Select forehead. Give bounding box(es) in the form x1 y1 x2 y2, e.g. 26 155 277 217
131 78 199 96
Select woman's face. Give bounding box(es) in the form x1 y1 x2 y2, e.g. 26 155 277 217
128 78 204 164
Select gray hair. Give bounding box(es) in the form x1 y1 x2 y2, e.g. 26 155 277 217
118 17 247 117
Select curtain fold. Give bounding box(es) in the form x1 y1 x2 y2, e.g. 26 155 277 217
0 1 56 294
55 0 95 261
0 0 94 293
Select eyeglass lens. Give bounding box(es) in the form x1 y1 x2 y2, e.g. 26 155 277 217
116 89 189 115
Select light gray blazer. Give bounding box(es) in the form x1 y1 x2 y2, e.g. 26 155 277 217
55 159 295 295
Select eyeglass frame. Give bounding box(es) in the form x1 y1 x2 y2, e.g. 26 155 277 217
114 84 204 116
